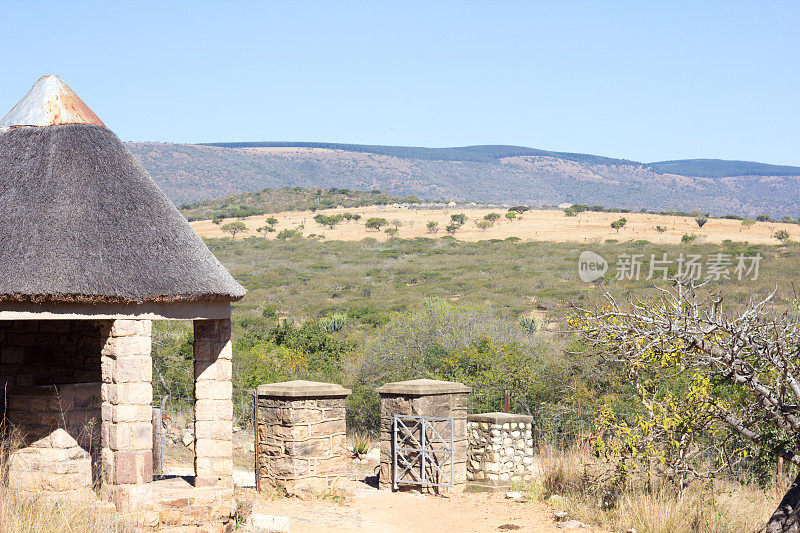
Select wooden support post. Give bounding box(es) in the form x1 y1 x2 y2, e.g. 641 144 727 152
503 390 511 413
152 406 162 476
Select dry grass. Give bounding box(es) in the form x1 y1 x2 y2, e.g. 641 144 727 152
0 427 126 533
523 441 779 533
191 206 800 245
0 488 128 533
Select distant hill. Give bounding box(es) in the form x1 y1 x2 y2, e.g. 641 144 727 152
126 141 800 217
180 186 419 221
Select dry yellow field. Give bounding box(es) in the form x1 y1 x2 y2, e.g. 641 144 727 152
190 207 799 245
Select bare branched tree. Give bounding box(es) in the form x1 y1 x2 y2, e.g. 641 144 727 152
573 279 800 532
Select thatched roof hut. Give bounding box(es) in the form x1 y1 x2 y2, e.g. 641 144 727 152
0 76 244 308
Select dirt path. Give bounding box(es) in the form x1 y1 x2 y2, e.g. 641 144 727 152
249 481 565 533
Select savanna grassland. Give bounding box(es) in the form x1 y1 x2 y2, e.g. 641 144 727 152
191 206 800 245
167 213 800 532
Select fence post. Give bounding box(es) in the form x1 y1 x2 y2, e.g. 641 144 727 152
152 406 163 476
503 390 510 413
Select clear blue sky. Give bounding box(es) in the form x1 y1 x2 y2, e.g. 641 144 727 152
1 0 798 165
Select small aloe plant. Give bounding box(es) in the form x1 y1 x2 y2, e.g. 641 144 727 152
320 313 347 333
351 432 371 459
518 315 537 333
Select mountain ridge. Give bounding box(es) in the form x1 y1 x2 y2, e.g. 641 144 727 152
126 141 800 217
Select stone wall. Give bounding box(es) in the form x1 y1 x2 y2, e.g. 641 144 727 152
0 320 103 390
0 319 105 494
256 381 350 494
4 382 101 493
376 379 471 492
466 412 535 490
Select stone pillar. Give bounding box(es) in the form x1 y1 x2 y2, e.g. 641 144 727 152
376 379 471 492
255 380 350 494
466 412 535 490
100 319 153 508
193 319 233 488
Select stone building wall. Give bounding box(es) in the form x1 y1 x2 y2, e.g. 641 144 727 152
0 320 106 494
0 320 104 390
466 412 535 489
4 382 101 493
256 381 350 494
376 379 471 492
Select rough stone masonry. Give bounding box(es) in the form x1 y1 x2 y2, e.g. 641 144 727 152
256 380 350 494
466 412 536 490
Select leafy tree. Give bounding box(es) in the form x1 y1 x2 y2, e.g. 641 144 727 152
572 281 800 529
391 219 403 230
445 223 459 235
695 215 709 228
610 217 627 233
484 213 501 223
742 218 757 229
426 221 439 234
384 227 399 236
212 215 225 226
365 217 388 231
508 206 529 213
655 225 667 233
450 213 467 226
782 216 794 224
775 229 790 243
564 207 577 217
221 221 247 239
504 211 517 222
476 220 493 230
681 233 698 244
313 213 343 229
757 214 772 222
257 217 279 234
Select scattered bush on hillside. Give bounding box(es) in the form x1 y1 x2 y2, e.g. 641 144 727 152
276 228 303 240
445 223 459 235
484 213 501 223
384 227 399 236
212 215 224 225
775 229 790 243
695 215 709 228
508 206 530 213
476 220 493 231
505 211 517 222
564 207 577 217
426 221 439 234
610 217 627 233
655 225 667 233
681 234 698 244
742 218 757 229
756 214 772 222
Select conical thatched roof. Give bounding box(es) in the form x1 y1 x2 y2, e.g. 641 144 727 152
0 77 245 304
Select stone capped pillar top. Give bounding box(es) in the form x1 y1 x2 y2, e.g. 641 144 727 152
376 378 472 396
256 380 351 399
467 412 533 424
